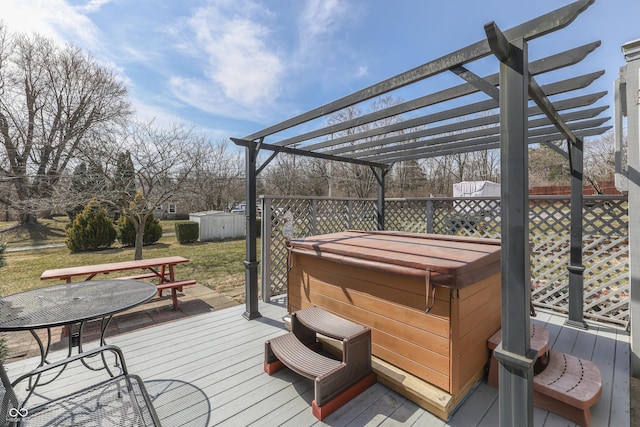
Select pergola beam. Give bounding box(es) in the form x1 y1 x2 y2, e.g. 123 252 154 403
271 43 601 150
528 77 581 145
231 138 386 169
244 0 594 142
350 111 609 163
376 126 611 163
319 82 605 158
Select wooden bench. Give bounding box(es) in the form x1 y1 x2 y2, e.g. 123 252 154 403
156 279 197 310
115 275 196 310
115 272 162 281
487 326 602 427
264 306 377 420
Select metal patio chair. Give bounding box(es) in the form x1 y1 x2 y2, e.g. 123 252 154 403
1 345 161 426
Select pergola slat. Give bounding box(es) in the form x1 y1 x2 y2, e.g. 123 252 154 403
243 0 594 142
270 43 601 150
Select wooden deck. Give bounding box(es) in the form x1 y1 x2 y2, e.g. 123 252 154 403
6 297 629 426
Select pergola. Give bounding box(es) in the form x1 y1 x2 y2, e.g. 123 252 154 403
231 1 611 424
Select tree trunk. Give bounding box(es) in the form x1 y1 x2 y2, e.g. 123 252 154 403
18 211 39 225
134 217 144 260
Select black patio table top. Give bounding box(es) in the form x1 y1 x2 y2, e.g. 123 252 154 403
0 279 156 331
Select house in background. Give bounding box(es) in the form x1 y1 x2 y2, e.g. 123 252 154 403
155 202 189 220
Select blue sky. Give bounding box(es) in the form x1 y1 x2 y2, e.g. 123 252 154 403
2 0 638 142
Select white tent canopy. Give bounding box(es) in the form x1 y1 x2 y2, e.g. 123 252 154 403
453 181 501 198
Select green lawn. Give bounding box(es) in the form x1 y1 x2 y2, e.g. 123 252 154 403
0 218 254 296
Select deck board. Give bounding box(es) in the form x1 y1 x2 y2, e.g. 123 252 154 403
5 301 629 426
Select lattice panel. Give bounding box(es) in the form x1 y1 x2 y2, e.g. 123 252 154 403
448 198 501 238
529 197 629 326
529 199 570 236
385 200 429 233
345 200 378 231
583 198 628 236
263 196 629 326
263 198 314 298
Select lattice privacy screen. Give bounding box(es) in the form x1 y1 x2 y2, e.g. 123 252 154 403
261 196 628 326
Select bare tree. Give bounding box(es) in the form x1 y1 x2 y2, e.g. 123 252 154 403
0 25 131 224
528 144 569 187
81 120 201 259
262 154 327 196
584 131 615 194
389 159 428 197
326 96 404 198
182 139 244 212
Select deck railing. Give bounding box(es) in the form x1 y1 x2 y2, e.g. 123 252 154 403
260 195 629 326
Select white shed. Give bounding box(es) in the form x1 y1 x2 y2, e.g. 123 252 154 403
189 211 245 241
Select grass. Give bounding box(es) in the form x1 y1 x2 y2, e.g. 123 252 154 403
0 217 255 297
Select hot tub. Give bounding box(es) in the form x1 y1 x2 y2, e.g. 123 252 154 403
286 230 501 399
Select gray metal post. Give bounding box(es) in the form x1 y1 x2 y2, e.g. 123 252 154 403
621 40 640 375
243 142 261 320
374 166 386 230
426 199 434 234
566 138 587 328
485 23 536 426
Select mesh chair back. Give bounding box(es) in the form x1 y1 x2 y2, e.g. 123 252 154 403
1 362 21 426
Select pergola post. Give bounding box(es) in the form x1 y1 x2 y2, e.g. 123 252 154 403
243 141 261 320
485 24 536 426
620 40 640 375
373 166 388 230
566 138 588 329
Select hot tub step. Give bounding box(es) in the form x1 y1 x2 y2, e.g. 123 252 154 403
533 349 602 427
294 305 367 340
265 332 341 379
264 306 376 420
487 327 601 427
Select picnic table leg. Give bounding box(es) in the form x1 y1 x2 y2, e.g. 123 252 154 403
171 289 179 310
157 264 167 296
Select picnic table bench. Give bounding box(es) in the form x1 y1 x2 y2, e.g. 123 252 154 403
40 256 197 310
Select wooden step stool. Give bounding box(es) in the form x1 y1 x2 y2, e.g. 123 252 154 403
487 324 550 388
264 306 377 420
487 325 602 427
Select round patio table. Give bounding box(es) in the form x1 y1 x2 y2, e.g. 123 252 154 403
0 280 157 383
0 279 156 331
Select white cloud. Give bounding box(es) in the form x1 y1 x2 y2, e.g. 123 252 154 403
168 76 269 122
78 0 113 14
131 95 230 141
179 1 284 112
297 0 350 58
1 0 101 50
300 0 346 41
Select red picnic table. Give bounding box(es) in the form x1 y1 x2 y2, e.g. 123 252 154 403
40 256 196 310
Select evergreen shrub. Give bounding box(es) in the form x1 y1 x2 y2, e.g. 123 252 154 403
117 214 163 246
175 221 199 244
65 200 117 252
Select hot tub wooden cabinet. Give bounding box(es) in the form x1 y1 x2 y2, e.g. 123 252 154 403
287 230 501 417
